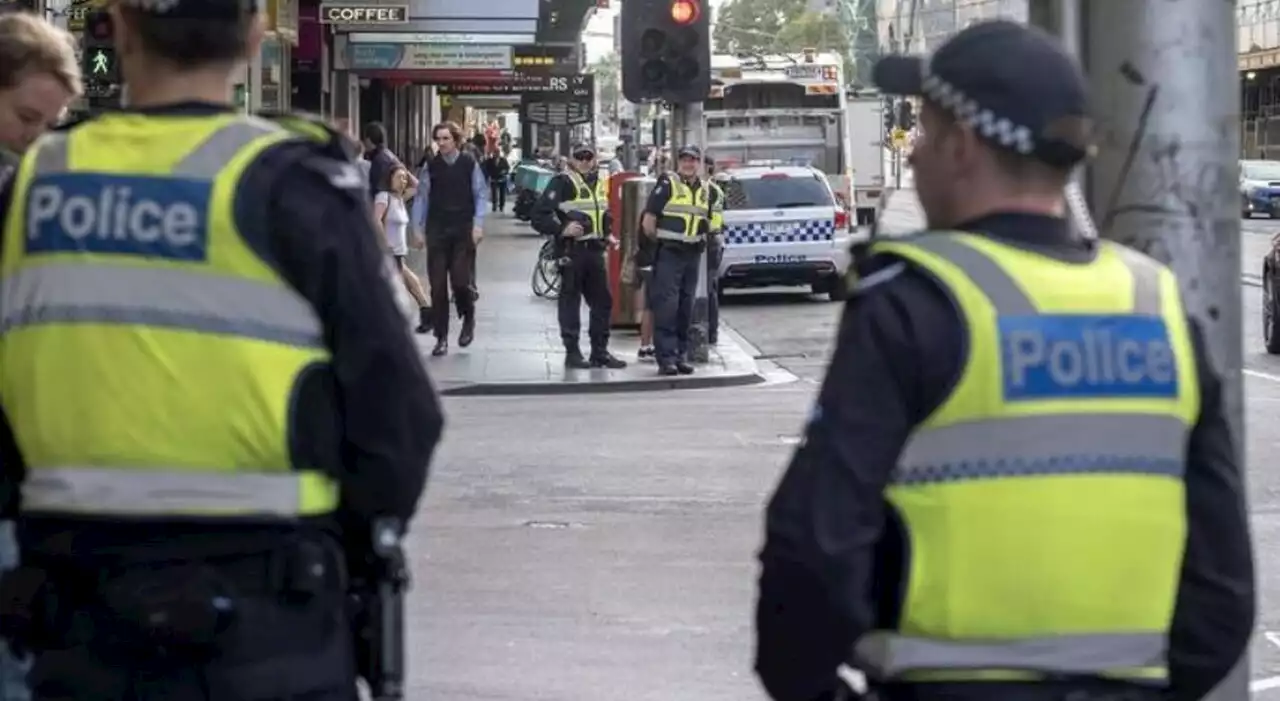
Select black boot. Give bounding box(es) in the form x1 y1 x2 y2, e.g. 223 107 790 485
564 348 591 369
458 312 475 347
431 338 448 357
590 350 627 369
416 306 432 334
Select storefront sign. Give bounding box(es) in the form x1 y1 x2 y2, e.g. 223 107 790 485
64 0 102 30
321 4 407 24
343 43 511 71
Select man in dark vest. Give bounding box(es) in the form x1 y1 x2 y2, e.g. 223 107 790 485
415 120 488 356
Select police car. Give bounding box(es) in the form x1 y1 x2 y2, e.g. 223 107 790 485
715 164 852 301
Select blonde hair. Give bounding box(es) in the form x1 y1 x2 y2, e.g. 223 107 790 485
0 12 82 96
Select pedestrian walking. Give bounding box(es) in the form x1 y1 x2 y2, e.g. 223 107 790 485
641 144 722 375
361 121 399 197
0 12 79 699
484 151 510 212
413 120 488 356
374 164 431 333
754 20 1254 701
0 0 442 697
531 141 627 369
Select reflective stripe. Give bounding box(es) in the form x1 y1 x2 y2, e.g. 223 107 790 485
31 118 283 179
657 228 703 242
855 631 1166 679
663 203 706 215
900 235 1035 315
0 262 323 347
904 234 1163 315
23 466 323 518
894 413 1186 485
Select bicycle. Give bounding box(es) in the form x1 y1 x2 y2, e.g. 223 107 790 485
531 237 561 300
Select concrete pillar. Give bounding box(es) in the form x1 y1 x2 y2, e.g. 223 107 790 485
1064 3 1247 697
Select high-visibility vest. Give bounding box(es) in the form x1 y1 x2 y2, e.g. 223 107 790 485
0 113 341 521
657 175 715 242
557 170 609 240
707 182 725 233
854 231 1198 684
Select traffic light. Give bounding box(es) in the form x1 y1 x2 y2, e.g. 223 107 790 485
896 100 915 130
82 10 120 84
884 98 896 133
621 0 711 103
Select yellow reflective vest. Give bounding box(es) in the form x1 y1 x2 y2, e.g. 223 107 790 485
657 175 717 242
557 170 610 240
0 112 341 521
854 231 1198 684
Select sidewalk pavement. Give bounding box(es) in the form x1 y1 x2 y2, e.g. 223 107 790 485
877 186 925 235
401 212 767 396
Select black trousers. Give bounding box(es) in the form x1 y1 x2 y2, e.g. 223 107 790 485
489 180 506 210
27 548 356 701
557 240 612 353
426 227 477 339
650 243 702 365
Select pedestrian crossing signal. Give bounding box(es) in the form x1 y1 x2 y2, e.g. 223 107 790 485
83 47 118 83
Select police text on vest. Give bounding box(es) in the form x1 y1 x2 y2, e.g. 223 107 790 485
1000 315 1178 400
25 174 210 261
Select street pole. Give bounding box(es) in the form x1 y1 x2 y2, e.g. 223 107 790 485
1032 2 1247 698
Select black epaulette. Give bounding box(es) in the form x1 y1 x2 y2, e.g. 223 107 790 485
257 110 358 162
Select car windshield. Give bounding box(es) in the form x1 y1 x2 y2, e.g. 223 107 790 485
721 174 833 210
1244 162 1280 181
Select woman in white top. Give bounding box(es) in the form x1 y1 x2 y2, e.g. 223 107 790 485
374 165 432 333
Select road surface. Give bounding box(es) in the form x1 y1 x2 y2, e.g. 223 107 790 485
403 203 1280 698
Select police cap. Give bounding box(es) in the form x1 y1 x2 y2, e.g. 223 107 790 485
117 0 256 18
570 142 595 159
677 145 701 159
872 20 1093 168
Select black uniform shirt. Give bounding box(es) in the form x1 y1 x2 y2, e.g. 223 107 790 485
0 103 443 561
756 213 1255 701
531 169 611 240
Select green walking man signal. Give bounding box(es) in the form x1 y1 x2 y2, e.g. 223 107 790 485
91 50 110 75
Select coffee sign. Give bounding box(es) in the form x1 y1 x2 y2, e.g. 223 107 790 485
319 4 407 23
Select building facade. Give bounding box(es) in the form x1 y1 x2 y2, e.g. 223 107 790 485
876 0 1026 54
1240 0 1280 158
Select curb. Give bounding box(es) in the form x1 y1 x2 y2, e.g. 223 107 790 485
438 368 767 396
438 321 770 397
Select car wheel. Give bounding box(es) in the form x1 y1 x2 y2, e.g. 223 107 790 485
1265 268 1280 354
812 277 848 302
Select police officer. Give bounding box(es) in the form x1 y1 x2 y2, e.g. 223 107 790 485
0 0 443 697
703 155 725 344
642 144 722 375
531 141 627 369
755 21 1254 701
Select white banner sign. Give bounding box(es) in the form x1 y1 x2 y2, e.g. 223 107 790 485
343 43 512 70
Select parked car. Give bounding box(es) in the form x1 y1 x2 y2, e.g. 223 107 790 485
1241 159 1280 218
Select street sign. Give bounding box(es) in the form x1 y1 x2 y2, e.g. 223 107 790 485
891 127 908 150
442 74 594 97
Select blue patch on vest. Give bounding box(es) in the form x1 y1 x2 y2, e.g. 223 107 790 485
1000 315 1178 400
24 173 210 261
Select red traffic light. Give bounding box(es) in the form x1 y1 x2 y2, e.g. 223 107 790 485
670 0 699 25
85 10 112 41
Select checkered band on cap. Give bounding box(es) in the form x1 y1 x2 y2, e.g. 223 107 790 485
920 60 1034 155
118 0 182 13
